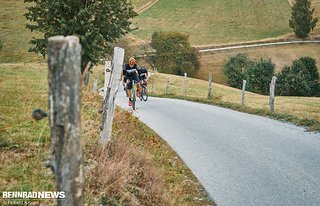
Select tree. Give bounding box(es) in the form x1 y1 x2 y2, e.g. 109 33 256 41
276 57 320 96
24 0 137 72
245 59 275 94
151 31 200 77
223 53 253 89
289 0 318 38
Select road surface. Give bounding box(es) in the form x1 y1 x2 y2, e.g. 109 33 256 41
116 89 320 206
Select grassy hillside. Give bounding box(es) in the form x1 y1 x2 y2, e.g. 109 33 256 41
149 72 320 131
197 44 320 84
132 0 292 45
0 0 43 63
132 0 154 10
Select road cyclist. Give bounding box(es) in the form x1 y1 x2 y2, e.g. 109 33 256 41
123 57 142 109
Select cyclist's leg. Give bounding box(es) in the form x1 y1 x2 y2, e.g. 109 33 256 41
127 80 133 101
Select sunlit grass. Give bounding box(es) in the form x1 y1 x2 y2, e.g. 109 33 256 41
132 0 292 45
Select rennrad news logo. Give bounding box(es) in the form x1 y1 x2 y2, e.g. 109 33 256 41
2 191 65 199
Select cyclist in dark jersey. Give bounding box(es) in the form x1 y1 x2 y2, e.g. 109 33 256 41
123 57 142 106
138 66 148 85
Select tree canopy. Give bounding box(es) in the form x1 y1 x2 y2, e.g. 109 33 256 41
24 0 137 72
289 0 318 38
151 31 200 77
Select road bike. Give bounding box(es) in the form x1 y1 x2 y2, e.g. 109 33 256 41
139 81 148 102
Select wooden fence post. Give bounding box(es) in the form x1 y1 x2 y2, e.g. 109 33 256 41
92 77 98 92
208 72 213 99
104 61 112 89
242 80 247 109
165 77 169 95
47 36 84 206
269 76 277 112
99 47 124 145
183 73 187 96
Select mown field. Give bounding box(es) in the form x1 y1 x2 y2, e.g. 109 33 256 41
197 44 320 85
0 0 43 63
149 73 320 131
132 0 292 45
132 0 153 10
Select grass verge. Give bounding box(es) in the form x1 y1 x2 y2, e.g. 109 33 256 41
148 72 320 132
0 63 214 205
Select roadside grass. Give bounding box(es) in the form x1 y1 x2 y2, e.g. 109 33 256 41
0 0 43 63
197 44 320 85
0 63 214 205
132 0 292 45
148 72 320 131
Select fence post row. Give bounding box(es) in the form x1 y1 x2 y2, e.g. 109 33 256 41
99 47 124 145
47 36 84 206
242 80 247 109
208 72 212 99
269 76 277 112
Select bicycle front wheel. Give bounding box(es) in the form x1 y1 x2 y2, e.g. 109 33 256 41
132 83 136 110
141 85 148 101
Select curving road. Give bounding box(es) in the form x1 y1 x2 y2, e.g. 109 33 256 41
116 90 320 206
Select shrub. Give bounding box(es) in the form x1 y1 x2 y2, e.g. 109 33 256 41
151 31 200 77
277 57 320 96
245 59 275 94
223 53 253 89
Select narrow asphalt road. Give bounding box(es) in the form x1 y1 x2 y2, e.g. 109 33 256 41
116 89 320 206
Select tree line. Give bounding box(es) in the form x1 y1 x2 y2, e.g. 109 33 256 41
223 54 320 97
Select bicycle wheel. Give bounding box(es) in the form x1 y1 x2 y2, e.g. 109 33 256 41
141 85 148 101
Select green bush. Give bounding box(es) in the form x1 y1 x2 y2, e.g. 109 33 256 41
245 59 275 95
223 53 253 89
151 31 200 77
277 57 320 96
224 54 276 94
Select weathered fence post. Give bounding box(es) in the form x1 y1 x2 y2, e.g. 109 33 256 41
47 36 84 206
269 76 277 112
242 80 247 109
208 72 213 99
92 77 98 92
183 73 187 96
104 61 112 89
165 77 169 95
99 47 124 145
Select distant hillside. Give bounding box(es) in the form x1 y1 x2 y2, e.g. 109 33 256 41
131 0 292 45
